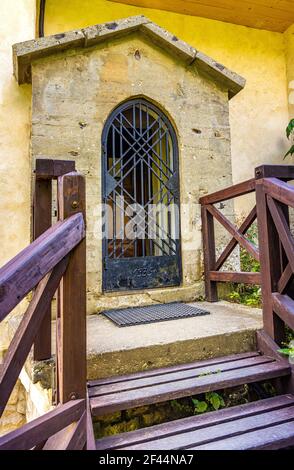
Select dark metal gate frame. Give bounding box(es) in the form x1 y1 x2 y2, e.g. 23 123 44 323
101 98 182 291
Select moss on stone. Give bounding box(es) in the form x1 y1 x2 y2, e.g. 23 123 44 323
94 410 121 424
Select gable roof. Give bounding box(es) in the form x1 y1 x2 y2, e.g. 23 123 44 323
13 15 245 98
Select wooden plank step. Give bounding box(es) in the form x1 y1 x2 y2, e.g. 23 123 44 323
89 352 290 416
89 351 260 387
96 394 294 450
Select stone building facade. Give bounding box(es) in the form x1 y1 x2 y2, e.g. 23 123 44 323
13 16 245 312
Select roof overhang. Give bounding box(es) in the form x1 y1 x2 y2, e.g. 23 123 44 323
13 15 245 98
108 0 294 33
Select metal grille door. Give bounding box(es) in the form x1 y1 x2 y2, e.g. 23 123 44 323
102 99 181 291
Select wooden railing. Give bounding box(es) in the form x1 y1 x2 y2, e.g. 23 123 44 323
33 158 75 361
256 174 294 344
200 177 260 302
0 160 93 450
200 165 294 304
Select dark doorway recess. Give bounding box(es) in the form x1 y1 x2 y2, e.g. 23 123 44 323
102 98 181 291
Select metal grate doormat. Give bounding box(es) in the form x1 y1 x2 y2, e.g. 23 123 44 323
102 302 210 327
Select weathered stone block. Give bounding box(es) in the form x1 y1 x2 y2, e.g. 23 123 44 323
95 410 122 424
125 405 150 419
16 399 26 415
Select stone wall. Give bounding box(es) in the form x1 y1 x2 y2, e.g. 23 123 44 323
0 380 26 437
0 314 53 437
31 32 234 312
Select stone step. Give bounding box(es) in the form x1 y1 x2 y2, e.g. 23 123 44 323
86 301 263 380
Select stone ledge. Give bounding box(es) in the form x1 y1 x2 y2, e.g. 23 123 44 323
12 15 245 98
94 283 204 313
7 301 262 398
86 301 262 379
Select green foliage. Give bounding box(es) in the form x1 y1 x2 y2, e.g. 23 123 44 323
286 119 294 139
278 328 294 359
227 223 262 308
170 399 193 415
286 326 294 343
192 399 208 413
284 119 294 159
206 392 225 410
278 347 294 356
192 392 225 414
278 332 294 358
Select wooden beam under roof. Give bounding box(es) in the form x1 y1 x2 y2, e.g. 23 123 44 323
108 0 294 32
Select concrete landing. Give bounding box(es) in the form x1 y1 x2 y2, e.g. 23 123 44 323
87 301 263 380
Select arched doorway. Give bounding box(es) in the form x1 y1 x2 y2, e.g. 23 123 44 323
102 98 181 291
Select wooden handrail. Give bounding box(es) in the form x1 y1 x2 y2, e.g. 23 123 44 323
0 165 87 450
256 172 294 343
256 177 294 208
200 165 294 305
272 294 294 331
199 178 256 205
255 164 294 181
0 399 85 450
0 213 85 321
0 258 68 416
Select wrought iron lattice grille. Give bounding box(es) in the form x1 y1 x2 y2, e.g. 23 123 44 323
102 99 181 291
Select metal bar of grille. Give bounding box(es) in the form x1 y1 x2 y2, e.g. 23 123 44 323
112 125 116 257
120 113 124 257
103 98 180 263
110 189 177 251
133 104 138 257
111 116 170 178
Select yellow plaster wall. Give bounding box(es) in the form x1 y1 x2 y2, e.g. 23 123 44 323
0 0 35 387
285 25 294 118
0 0 35 268
44 0 290 199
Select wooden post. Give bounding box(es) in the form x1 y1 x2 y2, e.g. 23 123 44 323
255 181 285 344
33 179 52 360
255 164 294 182
33 159 76 361
57 172 86 403
201 205 218 302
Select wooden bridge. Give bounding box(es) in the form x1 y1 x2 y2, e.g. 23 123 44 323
0 161 293 450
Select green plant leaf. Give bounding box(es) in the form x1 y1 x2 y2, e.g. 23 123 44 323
286 119 294 139
278 348 294 356
205 392 225 410
192 399 208 413
284 145 294 159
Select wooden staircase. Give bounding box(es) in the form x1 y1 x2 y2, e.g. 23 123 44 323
88 165 294 451
94 394 294 450
0 162 294 450
88 342 294 450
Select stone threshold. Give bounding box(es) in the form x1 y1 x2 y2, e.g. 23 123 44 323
94 283 203 313
8 301 262 403
87 301 262 379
